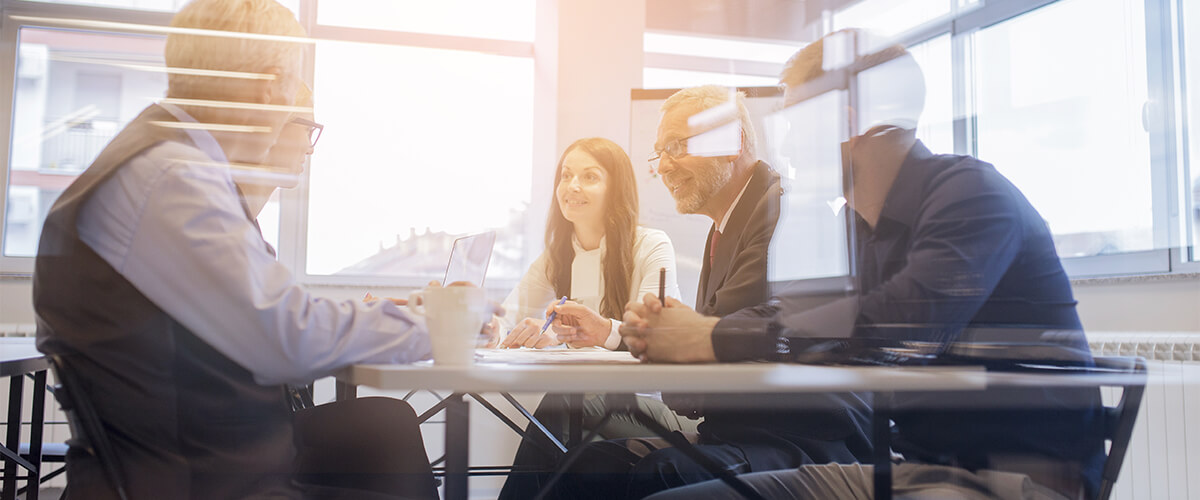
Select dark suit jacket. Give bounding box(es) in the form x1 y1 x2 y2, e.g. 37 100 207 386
696 160 782 317
687 161 874 470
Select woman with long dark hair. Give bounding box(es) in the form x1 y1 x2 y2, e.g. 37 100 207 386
494 138 699 500
495 137 680 350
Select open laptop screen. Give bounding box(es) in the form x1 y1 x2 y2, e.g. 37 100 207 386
443 231 496 287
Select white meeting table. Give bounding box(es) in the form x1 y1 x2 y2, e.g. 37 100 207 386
335 349 1137 500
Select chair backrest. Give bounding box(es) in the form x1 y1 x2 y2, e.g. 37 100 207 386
47 354 130 500
1091 356 1147 500
286 384 316 412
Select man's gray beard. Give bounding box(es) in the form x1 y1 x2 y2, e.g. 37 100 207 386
673 158 732 214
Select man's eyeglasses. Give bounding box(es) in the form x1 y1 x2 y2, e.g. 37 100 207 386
647 138 689 177
289 116 324 149
648 138 688 165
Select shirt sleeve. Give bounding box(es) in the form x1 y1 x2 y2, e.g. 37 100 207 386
103 158 432 385
631 229 683 302
497 252 556 331
712 166 1027 361
602 229 682 350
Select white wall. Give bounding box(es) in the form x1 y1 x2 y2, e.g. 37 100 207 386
1074 277 1200 332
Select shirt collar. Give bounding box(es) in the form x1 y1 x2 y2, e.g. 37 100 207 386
572 233 606 253
716 173 753 233
157 102 229 164
875 139 934 230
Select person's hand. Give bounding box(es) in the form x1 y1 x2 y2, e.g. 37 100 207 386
550 301 612 348
363 280 448 306
363 292 407 306
479 315 503 348
499 317 561 349
620 293 719 363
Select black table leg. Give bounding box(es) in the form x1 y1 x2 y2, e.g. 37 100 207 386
872 391 892 500
335 380 357 401
444 393 469 500
565 393 583 449
3 376 23 500
26 371 46 500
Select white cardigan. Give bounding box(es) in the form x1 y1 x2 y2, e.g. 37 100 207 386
498 226 681 350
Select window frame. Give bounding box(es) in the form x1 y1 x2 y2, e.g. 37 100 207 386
0 1 178 274
290 1 534 289
834 0 1187 279
0 0 538 291
1 0 1197 283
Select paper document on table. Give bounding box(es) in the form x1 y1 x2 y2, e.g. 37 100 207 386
476 348 640 365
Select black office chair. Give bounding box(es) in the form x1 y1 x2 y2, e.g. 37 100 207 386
1091 355 1147 500
286 384 316 412
12 372 69 496
46 354 130 500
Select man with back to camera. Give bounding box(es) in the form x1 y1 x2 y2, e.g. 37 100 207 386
623 29 1107 500
548 85 873 500
33 1 439 498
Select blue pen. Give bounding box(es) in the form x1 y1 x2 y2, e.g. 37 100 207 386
540 296 569 336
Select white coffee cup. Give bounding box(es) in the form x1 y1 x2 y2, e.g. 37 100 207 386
408 286 488 365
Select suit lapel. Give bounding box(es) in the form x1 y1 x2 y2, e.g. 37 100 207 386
698 161 773 312
696 225 717 309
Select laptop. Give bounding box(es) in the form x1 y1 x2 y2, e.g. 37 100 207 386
442 231 496 287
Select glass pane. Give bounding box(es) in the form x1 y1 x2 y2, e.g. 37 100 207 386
856 34 953 155
642 68 779 89
258 189 281 254
764 91 851 283
21 0 299 16
4 27 166 257
306 40 533 279
1184 0 1200 259
644 32 804 64
973 0 1152 258
318 0 535 42
907 34 953 155
833 0 952 52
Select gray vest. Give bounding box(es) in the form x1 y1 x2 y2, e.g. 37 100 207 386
34 104 298 499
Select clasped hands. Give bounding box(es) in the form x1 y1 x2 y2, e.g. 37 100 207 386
619 293 719 363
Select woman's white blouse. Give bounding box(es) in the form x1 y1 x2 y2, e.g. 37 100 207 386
498 227 681 350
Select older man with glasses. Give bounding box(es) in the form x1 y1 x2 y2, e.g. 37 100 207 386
548 85 872 500
33 1 438 498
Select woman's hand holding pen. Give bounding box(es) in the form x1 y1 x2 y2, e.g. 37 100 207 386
551 301 612 348
499 316 560 348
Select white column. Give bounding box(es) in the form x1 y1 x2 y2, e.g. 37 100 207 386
527 0 645 267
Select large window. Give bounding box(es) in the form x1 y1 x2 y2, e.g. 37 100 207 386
974 0 1153 258
811 0 1187 277
316 0 534 42
1184 0 1200 261
2 0 1200 281
0 0 537 286
3 27 168 257
299 2 537 284
305 40 533 280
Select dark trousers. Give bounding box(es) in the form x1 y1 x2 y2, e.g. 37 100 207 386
548 425 868 500
294 397 439 500
499 393 701 500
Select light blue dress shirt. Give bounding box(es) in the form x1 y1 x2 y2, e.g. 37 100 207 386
76 104 431 385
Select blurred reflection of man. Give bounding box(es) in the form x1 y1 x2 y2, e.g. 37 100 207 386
551 86 872 500
625 30 1106 500
34 1 436 498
